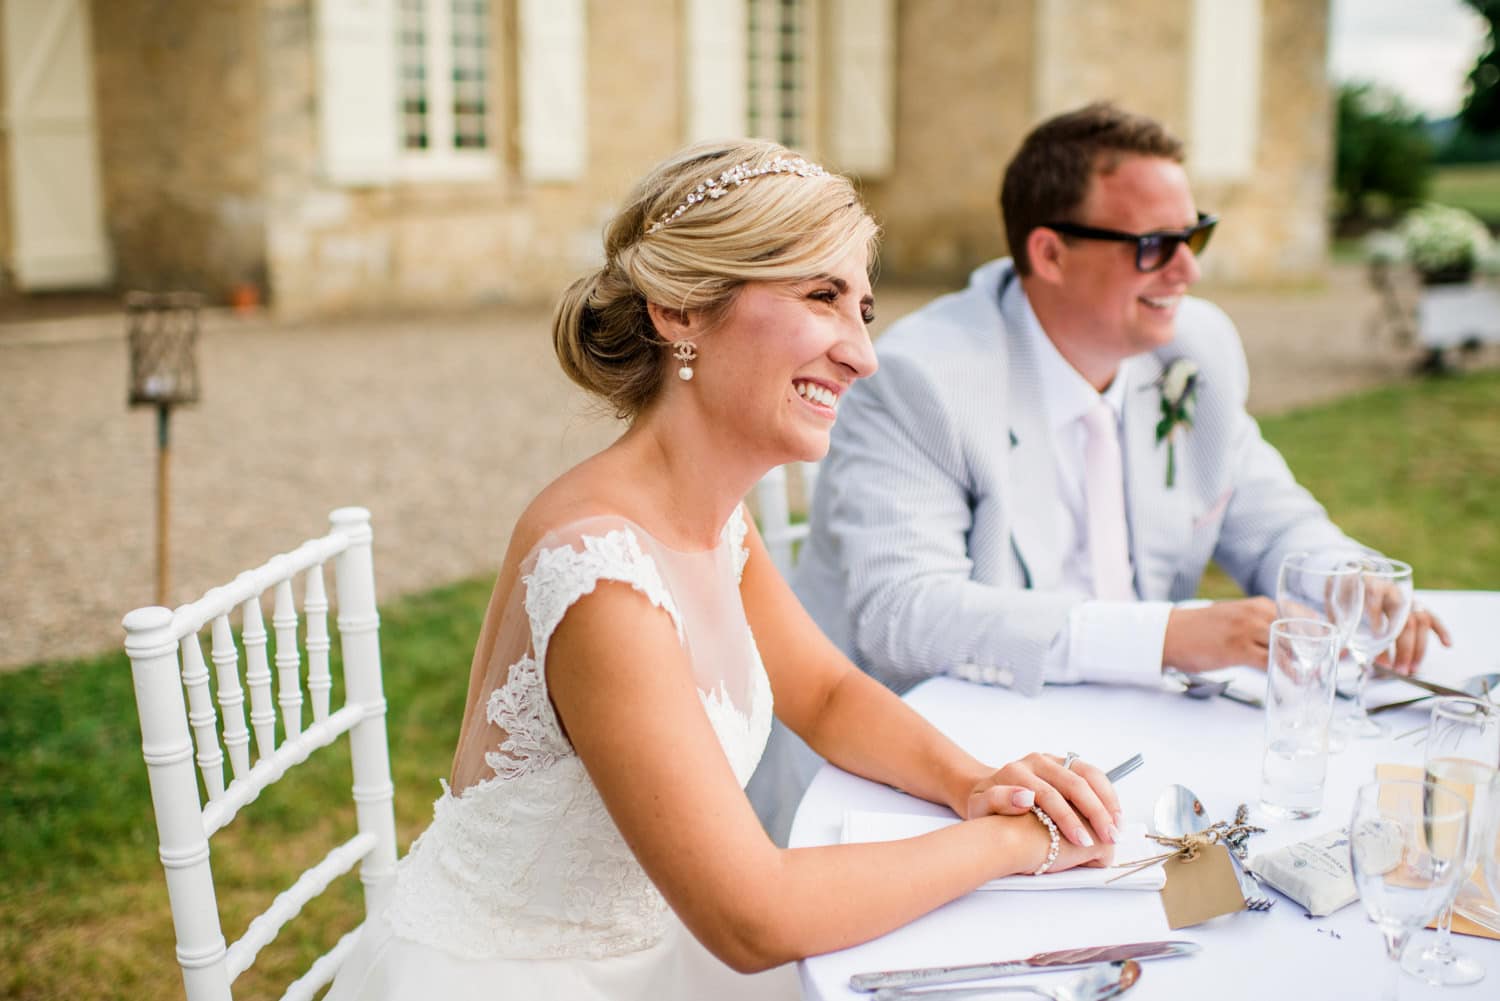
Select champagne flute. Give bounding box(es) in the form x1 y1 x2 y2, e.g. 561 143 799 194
1276 550 1365 750
1402 697 1500 986
1350 779 1469 1001
1343 557 1414 739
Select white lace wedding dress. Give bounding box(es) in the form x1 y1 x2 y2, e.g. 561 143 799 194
325 508 797 1000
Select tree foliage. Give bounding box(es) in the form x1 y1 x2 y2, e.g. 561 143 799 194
1461 0 1500 134
1335 84 1433 224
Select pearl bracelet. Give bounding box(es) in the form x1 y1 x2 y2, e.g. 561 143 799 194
1030 806 1060 875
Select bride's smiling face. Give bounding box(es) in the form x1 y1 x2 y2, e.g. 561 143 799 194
695 243 877 464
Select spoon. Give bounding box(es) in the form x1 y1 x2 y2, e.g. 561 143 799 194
871 961 1140 1001
1152 784 1209 840
1165 670 1264 709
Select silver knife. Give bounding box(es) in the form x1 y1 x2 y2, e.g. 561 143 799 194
848 941 1198 992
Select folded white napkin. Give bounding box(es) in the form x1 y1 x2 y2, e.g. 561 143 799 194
839 811 1166 891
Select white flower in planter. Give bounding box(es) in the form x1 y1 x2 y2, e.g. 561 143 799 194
1399 204 1493 277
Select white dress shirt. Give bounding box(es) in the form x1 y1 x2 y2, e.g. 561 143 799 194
1011 283 1173 687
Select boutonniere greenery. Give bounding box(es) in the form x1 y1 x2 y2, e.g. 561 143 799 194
1154 358 1199 488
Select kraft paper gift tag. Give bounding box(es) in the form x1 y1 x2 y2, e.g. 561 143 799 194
1160 843 1247 929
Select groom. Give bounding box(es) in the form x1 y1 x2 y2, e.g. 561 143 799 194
793 100 1449 692
746 103 1446 843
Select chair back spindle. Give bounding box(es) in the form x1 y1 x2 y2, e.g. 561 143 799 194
754 460 821 578
211 614 251 781
123 507 397 1000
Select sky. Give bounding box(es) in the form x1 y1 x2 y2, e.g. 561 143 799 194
1329 0 1490 118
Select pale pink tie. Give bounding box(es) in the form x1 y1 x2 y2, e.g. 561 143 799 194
1081 400 1134 601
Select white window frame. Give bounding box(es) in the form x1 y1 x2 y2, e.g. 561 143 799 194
396 0 498 182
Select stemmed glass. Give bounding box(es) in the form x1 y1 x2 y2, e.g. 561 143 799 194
1349 779 1470 1001
1276 551 1366 750
1402 698 1500 986
1343 558 1414 739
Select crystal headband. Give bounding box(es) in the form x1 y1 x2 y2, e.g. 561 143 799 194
645 155 829 235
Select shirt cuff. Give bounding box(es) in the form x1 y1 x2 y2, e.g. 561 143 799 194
1046 600 1173 687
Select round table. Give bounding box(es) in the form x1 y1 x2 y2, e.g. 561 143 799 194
791 591 1500 1001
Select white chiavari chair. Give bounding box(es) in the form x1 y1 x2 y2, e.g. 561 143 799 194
122 507 397 1001
753 460 821 578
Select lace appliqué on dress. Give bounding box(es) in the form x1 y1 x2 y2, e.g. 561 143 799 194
483 528 684 779
726 504 751 581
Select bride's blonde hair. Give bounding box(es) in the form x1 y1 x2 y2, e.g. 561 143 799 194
552 139 878 419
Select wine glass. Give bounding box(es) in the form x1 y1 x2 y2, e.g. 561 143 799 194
1402 698 1500 986
1349 779 1470 1001
1342 557 1414 739
1276 551 1366 750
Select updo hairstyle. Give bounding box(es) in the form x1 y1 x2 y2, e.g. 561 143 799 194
552 139 878 420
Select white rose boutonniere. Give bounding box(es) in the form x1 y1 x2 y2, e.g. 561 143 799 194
1155 358 1199 488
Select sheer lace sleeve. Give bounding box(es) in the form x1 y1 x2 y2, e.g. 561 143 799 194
449 519 684 792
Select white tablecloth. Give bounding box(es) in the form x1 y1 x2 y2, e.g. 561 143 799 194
791 591 1500 1001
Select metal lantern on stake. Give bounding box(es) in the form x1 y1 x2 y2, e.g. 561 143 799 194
126 291 203 605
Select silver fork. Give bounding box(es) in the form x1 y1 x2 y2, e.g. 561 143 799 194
1225 839 1274 911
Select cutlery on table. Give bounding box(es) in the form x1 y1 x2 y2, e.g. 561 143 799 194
870 960 1141 1001
1164 669 1263 709
1151 785 1273 911
1370 666 1471 700
1370 672 1500 715
848 941 1197 992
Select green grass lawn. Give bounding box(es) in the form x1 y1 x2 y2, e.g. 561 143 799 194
3 370 1499 999
1431 162 1500 225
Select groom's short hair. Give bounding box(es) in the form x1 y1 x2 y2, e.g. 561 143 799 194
1000 103 1185 276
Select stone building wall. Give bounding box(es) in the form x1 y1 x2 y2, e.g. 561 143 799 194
854 0 1036 281
90 0 267 299
0 8 11 294
1192 0 1331 283
864 0 1329 288
263 0 684 319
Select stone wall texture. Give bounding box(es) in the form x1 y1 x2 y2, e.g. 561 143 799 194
2 0 1332 316
864 0 1328 286
90 0 267 299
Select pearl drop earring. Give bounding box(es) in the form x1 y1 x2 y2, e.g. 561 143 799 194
673 342 698 382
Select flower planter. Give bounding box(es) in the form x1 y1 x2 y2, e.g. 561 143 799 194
1416 282 1500 351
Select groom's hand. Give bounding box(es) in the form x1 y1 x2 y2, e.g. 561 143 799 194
1162 597 1277 672
1375 604 1452 675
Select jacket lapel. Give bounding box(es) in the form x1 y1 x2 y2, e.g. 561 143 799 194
997 280 1064 591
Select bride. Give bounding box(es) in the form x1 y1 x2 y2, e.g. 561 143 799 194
327 140 1121 1000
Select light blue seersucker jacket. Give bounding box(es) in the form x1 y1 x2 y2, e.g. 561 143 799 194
792 257 1359 698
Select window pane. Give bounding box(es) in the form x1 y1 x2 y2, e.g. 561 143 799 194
746 0 803 147
450 0 490 149
399 0 430 149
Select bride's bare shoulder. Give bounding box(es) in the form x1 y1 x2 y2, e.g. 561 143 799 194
504 461 633 567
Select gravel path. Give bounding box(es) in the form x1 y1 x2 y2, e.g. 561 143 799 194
0 263 1455 670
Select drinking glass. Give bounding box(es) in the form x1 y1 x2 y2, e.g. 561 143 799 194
1402 697 1500 986
1259 618 1340 818
1349 779 1469 1001
1478 771 1500 931
1276 551 1366 751
1343 558 1414 739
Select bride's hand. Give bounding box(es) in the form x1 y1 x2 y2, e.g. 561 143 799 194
1008 809 1116 874
965 753 1122 847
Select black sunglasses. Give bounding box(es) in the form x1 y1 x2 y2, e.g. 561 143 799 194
1042 212 1218 273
